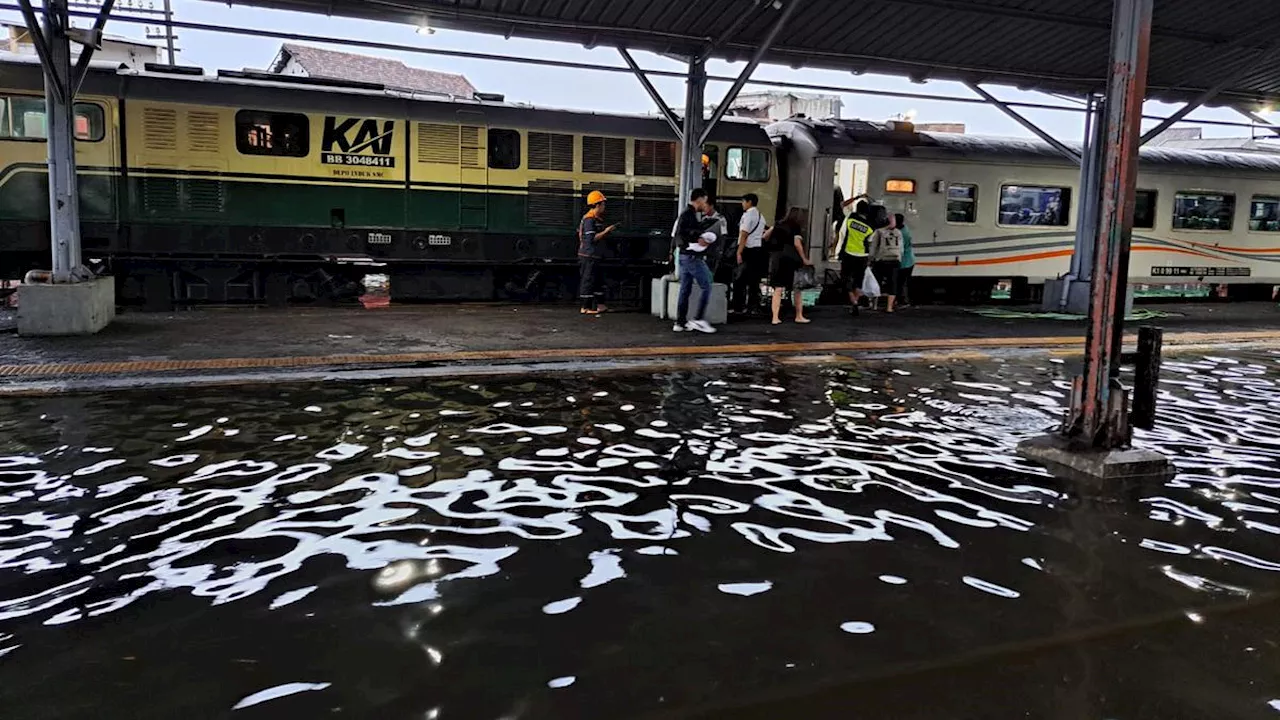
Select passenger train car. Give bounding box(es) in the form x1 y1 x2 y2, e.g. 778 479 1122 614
0 54 776 308
769 118 1280 302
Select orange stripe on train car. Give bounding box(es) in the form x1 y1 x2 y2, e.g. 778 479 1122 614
916 249 1074 267
917 244 1228 268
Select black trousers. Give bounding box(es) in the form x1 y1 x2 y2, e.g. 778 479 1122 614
731 246 768 313
898 264 915 304
578 257 601 310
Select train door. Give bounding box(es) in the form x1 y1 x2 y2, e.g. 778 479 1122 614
457 110 488 229
702 144 720 205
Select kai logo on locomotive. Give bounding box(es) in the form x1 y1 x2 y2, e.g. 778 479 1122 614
321 116 396 168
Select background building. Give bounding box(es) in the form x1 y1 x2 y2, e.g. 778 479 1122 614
1146 127 1280 153
267 43 477 99
916 122 967 134
717 91 843 123
4 22 162 68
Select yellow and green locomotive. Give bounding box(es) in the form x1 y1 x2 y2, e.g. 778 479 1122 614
0 55 777 307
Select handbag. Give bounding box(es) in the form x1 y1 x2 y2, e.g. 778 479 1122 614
793 265 818 290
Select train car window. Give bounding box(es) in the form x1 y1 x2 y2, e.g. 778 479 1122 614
1134 190 1157 229
488 129 521 170
7 96 47 138
1249 196 1280 232
725 147 770 182
74 103 105 142
946 184 978 223
885 179 916 194
1173 192 1234 231
998 185 1071 226
635 140 677 177
0 96 104 141
234 110 309 157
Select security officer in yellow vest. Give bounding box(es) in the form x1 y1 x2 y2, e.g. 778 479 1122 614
830 197 875 316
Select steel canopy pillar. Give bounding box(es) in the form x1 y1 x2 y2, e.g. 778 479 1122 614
679 57 707 211
1018 0 1171 481
1071 0 1152 448
1048 95 1108 312
15 0 116 336
43 5 83 283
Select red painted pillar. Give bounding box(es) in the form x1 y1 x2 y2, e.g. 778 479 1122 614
1065 0 1153 448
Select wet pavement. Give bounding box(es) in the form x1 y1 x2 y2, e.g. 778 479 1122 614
1 302 1277 368
4 351 1280 719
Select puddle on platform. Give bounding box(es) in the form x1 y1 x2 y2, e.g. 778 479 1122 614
3 351 1280 718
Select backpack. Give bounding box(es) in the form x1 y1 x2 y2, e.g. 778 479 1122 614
877 229 904 261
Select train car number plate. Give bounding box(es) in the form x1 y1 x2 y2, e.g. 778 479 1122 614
1150 266 1250 277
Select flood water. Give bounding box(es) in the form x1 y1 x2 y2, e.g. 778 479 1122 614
4 351 1280 719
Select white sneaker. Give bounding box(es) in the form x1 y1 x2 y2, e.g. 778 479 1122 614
688 319 717 334
672 322 688 332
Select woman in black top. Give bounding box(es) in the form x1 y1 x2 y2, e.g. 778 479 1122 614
766 206 813 325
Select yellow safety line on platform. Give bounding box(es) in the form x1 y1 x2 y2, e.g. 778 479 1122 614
1 330 1278 380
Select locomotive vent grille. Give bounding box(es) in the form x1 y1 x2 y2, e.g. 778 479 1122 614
528 132 573 172
582 136 626 175
141 175 179 214
460 125 484 169
633 183 678 229
418 123 460 164
527 179 575 227
187 111 220 154
634 140 677 177
142 107 178 152
185 179 225 214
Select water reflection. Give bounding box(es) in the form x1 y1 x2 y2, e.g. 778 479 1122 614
2 351 1280 718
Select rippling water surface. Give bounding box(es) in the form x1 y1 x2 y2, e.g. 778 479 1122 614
4 351 1280 719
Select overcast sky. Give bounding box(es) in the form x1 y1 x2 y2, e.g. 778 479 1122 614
4 0 1275 141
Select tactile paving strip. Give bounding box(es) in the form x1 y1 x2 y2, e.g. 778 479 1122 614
1 330 1277 380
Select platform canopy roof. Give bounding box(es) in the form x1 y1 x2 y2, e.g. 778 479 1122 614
211 0 1280 107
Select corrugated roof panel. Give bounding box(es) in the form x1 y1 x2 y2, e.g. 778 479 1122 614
211 0 1280 104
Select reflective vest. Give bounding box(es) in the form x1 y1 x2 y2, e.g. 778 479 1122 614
842 216 874 257
578 209 602 257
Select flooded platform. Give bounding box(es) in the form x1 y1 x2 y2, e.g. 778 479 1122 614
1 302 1278 392
3 348 1280 718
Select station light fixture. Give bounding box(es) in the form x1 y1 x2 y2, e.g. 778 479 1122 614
416 17 436 36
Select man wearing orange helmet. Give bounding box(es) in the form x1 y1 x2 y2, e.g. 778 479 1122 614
578 190 619 315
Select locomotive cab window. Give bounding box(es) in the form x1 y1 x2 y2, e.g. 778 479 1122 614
1173 192 1235 231
1134 190 1157 229
0 95 104 141
488 128 521 170
725 147 770 182
998 184 1071 226
235 110 309 157
946 183 978 223
1249 196 1280 232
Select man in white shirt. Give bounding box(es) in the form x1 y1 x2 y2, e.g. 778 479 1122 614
730 193 768 315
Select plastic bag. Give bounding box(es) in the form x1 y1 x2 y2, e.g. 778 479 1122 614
862 266 881 298
793 265 818 290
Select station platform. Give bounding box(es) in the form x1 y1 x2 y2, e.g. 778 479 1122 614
1 302 1278 392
